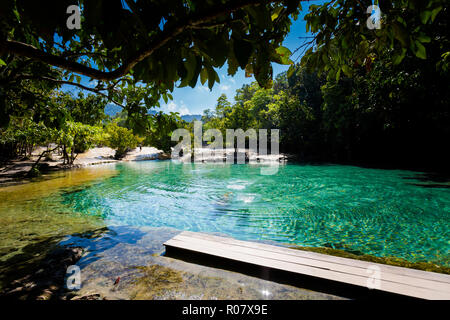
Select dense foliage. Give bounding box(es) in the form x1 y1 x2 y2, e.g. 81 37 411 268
1 1 448 173
202 52 449 171
196 0 450 172
1 0 301 126
300 0 449 81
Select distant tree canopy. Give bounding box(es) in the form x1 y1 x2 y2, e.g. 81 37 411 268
202 55 449 172
201 1 450 173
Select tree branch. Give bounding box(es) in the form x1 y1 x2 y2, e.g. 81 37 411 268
17 75 126 108
0 0 271 81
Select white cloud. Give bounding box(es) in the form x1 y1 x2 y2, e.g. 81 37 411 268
166 100 191 115
220 84 231 91
179 101 190 115
229 78 236 84
179 106 191 115
167 101 177 112
196 85 209 93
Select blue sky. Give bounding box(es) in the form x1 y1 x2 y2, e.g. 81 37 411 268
161 12 313 116
63 3 323 116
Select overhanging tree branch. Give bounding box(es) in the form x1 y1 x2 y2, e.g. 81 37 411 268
17 75 126 108
0 0 276 81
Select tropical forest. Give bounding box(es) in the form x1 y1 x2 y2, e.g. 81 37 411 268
0 0 449 303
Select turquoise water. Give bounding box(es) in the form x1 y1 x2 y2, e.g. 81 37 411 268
62 161 450 265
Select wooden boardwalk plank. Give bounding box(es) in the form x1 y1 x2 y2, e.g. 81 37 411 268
172 234 450 293
179 231 450 284
164 231 450 300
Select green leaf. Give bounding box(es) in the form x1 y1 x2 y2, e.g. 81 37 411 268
275 46 293 65
200 68 208 86
0 59 6 67
335 68 341 81
417 34 431 43
12 9 20 22
185 54 197 78
164 55 178 82
393 48 407 65
271 6 283 21
431 6 442 22
215 71 220 84
179 54 197 88
341 64 352 76
207 67 218 90
246 6 272 30
414 41 427 59
227 56 239 76
233 38 253 69
287 65 296 78
420 10 432 24
392 22 409 47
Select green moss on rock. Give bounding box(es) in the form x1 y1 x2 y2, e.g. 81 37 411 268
130 264 184 299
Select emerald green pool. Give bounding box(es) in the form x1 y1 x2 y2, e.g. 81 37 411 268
58 161 450 266
1 161 449 272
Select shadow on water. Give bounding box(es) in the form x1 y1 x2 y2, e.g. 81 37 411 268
0 224 183 300
0 226 136 299
0 224 422 300
59 226 153 268
0 235 78 299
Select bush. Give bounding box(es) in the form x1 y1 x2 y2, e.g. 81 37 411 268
104 122 143 159
59 121 103 164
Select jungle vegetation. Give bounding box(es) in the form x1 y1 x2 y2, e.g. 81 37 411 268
0 1 448 173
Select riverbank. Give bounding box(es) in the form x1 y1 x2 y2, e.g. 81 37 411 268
0 146 169 187
0 146 292 187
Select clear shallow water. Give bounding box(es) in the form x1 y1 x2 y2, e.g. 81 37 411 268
0 167 117 288
59 161 450 266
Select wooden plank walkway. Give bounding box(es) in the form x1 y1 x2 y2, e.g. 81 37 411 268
164 231 450 300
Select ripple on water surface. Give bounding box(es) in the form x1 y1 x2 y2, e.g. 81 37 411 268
56 161 450 266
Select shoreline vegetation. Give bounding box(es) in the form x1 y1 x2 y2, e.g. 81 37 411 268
0 146 170 187
2 145 448 189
